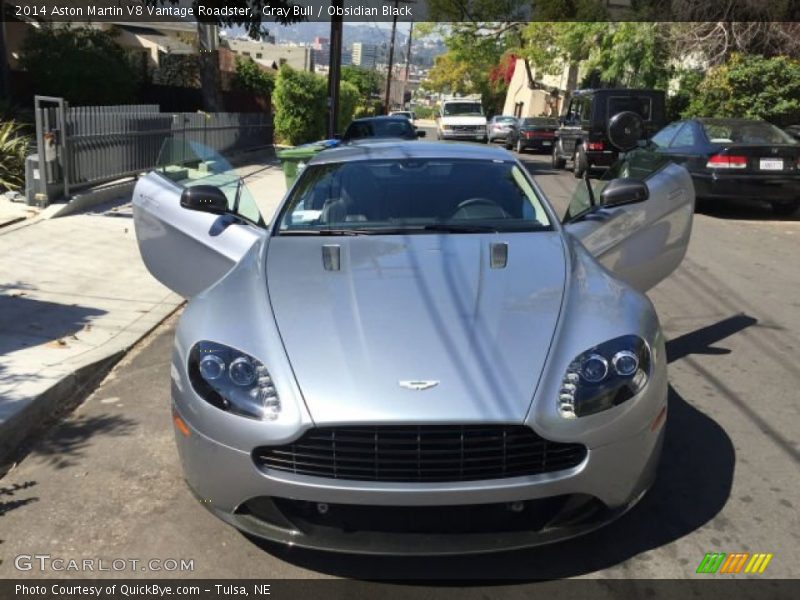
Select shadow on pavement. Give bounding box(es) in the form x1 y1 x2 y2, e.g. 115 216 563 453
30 414 137 470
247 316 752 579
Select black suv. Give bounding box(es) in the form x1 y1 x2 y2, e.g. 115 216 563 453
553 88 667 177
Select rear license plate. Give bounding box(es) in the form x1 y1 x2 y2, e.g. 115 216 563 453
760 158 784 170
542 141 552 146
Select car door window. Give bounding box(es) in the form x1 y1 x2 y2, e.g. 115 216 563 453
580 97 592 122
564 148 671 221
650 122 682 148
669 123 696 148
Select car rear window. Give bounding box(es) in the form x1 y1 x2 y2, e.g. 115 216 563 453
522 118 558 127
608 96 653 121
701 120 797 145
346 120 415 140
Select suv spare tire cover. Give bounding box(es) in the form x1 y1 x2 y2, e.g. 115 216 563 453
608 111 645 151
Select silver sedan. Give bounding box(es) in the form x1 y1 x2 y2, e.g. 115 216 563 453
133 141 694 554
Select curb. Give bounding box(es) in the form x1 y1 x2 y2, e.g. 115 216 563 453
0 302 184 475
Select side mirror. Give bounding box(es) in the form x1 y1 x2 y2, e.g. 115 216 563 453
416 130 426 138
600 178 649 208
180 185 229 215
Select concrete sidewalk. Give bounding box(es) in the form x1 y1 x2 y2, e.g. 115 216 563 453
0 151 287 469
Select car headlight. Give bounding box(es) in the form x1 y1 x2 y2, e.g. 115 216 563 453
557 335 650 419
188 341 280 420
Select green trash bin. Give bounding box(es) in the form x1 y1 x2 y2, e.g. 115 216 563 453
276 140 337 189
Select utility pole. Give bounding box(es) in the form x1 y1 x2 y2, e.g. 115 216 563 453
403 21 414 108
383 0 399 114
327 0 344 137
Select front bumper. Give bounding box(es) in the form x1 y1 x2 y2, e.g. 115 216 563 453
172 401 665 554
440 129 487 141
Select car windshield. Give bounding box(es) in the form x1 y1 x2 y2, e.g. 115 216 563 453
522 118 558 127
278 158 552 234
444 103 484 116
701 120 797 145
345 119 415 140
154 139 263 224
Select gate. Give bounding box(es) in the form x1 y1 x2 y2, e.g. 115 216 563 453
28 96 274 206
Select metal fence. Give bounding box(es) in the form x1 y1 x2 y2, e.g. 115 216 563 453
30 96 273 203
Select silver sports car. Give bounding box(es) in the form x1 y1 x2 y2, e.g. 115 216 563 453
133 140 694 554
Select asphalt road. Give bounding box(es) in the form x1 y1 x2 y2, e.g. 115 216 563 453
1 131 799 582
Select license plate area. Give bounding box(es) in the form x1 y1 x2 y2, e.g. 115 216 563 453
759 158 784 170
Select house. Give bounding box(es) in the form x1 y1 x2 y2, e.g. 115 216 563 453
225 38 313 71
502 58 577 118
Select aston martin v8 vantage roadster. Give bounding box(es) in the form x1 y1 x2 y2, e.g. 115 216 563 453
132 141 694 554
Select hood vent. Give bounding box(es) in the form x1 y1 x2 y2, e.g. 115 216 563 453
322 245 341 271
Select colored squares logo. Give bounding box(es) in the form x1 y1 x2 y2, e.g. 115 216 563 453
697 552 773 574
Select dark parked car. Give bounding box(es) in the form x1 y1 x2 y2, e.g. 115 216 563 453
553 88 667 178
487 115 518 144
505 117 559 153
341 116 425 143
650 118 800 215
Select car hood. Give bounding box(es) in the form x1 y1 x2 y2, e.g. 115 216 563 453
441 116 487 126
266 233 566 424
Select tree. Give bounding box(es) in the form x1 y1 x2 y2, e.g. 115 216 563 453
341 66 383 100
232 57 275 96
19 25 140 105
684 54 800 127
337 81 360 132
273 65 327 145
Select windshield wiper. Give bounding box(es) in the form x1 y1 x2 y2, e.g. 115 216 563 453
279 228 371 236
422 223 499 233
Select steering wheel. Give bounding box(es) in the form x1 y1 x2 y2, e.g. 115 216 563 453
450 197 509 220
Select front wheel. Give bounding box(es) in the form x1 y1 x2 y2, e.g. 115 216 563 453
573 144 588 178
552 144 566 169
771 201 799 216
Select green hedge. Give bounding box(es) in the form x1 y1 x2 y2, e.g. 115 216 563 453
273 65 327 145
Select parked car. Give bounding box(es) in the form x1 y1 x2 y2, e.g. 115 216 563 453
389 110 416 123
505 117 559 153
436 98 488 142
553 88 667 178
132 140 694 554
650 118 800 215
341 116 425 143
487 115 518 144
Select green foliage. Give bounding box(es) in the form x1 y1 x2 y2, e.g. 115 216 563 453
667 69 704 122
153 52 200 87
413 106 437 120
273 65 326 145
685 54 800 127
522 23 671 89
232 57 276 95
0 121 31 192
337 81 360 133
19 25 140 105
341 66 383 99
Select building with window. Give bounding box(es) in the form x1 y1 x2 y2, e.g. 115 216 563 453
225 38 313 71
351 43 378 69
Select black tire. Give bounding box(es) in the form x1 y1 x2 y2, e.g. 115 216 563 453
552 144 566 169
516 138 524 154
573 144 588 178
771 201 799 216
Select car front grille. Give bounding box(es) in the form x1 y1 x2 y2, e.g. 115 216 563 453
453 125 480 132
252 425 587 482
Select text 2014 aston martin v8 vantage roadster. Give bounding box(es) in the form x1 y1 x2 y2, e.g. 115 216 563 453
133 140 694 555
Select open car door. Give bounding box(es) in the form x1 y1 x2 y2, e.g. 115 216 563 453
133 141 267 298
563 149 694 293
